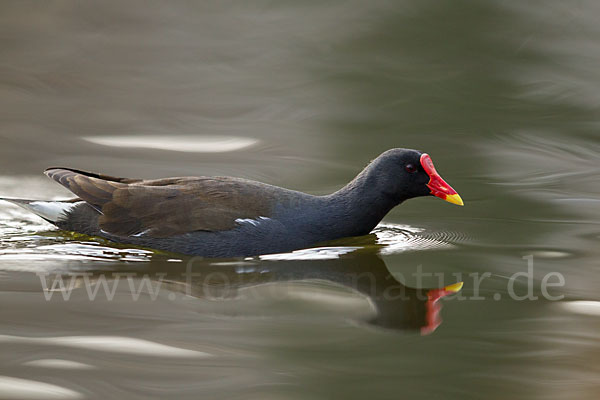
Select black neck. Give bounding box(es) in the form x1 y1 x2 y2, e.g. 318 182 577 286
320 170 402 239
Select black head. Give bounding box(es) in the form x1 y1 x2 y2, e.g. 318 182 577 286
364 148 463 205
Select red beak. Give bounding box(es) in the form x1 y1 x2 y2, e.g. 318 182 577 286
420 153 464 206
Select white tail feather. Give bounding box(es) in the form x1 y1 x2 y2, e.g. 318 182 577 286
0 198 81 223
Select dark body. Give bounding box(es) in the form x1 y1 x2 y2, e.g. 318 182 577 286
53 172 405 258
3 148 463 258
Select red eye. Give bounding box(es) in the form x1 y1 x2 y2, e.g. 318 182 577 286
405 163 417 173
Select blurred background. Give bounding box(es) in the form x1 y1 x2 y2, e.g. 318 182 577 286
0 1 599 399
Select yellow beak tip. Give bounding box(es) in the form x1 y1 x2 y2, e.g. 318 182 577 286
444 282 464 293
445 194 464 206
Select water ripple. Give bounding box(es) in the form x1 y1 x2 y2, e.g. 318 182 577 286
83 135 258 153
22 359 97 370
0 376 83 400
374 223 459 255
0 335 211 358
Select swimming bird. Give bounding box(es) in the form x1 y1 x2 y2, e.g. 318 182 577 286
1 149 463 258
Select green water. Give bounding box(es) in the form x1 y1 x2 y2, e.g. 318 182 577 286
1 1 599 399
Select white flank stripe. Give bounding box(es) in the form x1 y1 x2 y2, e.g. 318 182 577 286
235 216 271 227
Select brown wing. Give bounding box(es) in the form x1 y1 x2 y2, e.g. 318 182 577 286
44 168 274 237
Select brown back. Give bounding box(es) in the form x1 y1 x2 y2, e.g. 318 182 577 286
45 168 274 237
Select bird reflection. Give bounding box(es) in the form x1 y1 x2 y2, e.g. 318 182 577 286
110 242 464 335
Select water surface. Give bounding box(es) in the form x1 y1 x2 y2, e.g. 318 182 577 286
1 1 599 399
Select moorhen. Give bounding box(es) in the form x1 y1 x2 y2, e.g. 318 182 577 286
1 148 463 257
